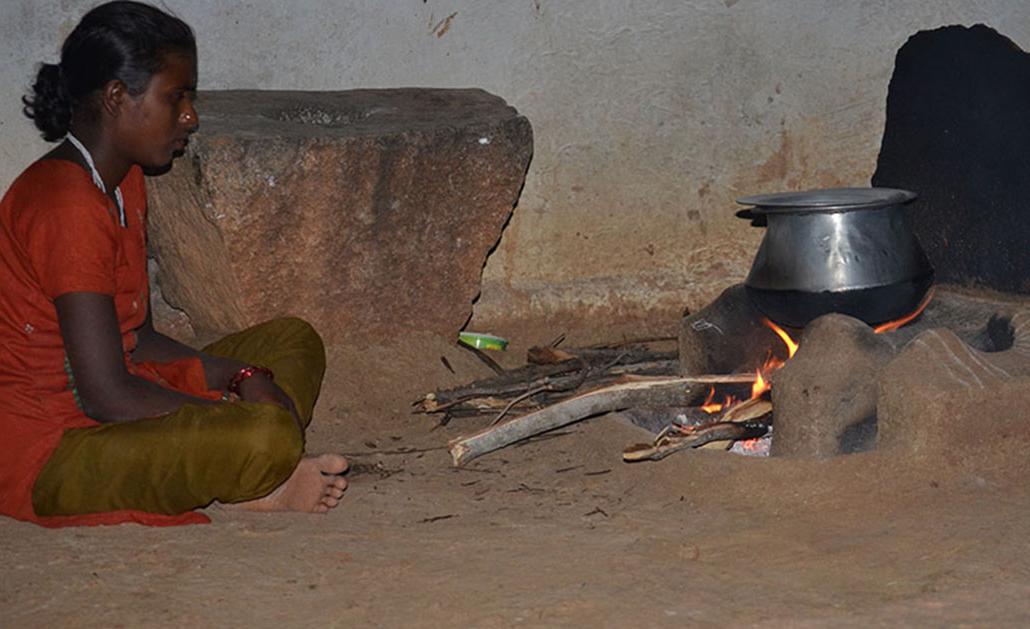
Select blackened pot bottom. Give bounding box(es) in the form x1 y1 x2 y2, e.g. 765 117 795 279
745 273 935 328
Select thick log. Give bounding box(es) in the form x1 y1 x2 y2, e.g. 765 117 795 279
447 374 756 466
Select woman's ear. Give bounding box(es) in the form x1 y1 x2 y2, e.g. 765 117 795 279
99 79 128 117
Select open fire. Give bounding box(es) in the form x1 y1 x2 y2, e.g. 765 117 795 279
700 317 799 415
670 288 938 458
692 318 798 454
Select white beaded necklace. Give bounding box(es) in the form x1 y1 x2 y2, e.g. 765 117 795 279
66 133 126 228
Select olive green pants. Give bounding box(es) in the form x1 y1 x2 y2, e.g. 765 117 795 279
32 317 326 517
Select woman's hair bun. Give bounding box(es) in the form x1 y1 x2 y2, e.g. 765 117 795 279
22 63 72 142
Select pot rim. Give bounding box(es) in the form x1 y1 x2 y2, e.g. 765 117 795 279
737 187 916 214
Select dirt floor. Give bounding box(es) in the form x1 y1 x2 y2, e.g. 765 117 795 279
2 326 1030 627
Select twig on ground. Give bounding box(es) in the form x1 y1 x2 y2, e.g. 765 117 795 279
490 384 554 425
419 514 458 523
456 341 506 376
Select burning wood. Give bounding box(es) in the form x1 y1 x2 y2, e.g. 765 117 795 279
620 319 796 462
430 322 803 466
623 398 773 461
447 374 757 466
623 417 772 462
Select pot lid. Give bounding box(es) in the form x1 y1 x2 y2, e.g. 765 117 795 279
737 187 917 214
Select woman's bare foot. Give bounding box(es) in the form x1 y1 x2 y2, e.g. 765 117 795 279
237 454 349 513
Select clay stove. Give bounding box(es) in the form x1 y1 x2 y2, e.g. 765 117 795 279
665 23 1030 460
676 284 1030 459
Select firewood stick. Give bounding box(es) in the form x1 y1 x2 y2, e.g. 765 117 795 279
420 360 681 413
722 397 772 422
447 374 755 466
490 385 551 425
419 367 583 412
584 335 678 349
486 351 629 425
623 417 771 462
697 398 772 450
607 360 678 376
418 348 680 411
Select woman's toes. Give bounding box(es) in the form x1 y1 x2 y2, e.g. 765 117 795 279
318 454 349 475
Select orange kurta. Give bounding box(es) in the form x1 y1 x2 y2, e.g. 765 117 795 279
0 160 209 526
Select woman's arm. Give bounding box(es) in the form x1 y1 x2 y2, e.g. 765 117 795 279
131 308 246 391
55 291 216 422
130 305 301 425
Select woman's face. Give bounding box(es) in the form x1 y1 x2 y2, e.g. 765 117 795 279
114 52 198 170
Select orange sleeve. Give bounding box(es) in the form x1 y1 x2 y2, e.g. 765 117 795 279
18 185 119 299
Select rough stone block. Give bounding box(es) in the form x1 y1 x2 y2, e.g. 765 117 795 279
146 89 532 342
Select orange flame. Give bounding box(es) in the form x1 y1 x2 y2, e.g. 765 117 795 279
698 318 800 417
739 318 799 400
751 370 769 399
700 386 736 414
700 387 721 413
764 318 799 359
873 287 935 334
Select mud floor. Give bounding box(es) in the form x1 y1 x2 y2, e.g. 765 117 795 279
2 328 1030 627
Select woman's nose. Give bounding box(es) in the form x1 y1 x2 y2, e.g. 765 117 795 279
180 103 199 131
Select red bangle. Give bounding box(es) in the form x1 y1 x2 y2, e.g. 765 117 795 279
227 365 274 395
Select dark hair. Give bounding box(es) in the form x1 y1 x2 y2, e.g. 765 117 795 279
22 1 196 141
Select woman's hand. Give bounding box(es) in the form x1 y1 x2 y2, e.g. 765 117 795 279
235 372 301 429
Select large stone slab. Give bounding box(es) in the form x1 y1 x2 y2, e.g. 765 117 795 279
146 89 532 342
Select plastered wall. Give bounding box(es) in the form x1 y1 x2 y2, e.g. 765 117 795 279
3 1 1029 337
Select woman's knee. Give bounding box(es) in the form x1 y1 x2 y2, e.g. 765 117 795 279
280 317 325 365
277 316 320 341
259 317 326 375
237 405 303 483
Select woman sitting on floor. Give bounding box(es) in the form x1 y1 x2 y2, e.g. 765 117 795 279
0 0 348 527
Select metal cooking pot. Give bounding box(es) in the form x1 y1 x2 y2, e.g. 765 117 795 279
737 187 934 328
